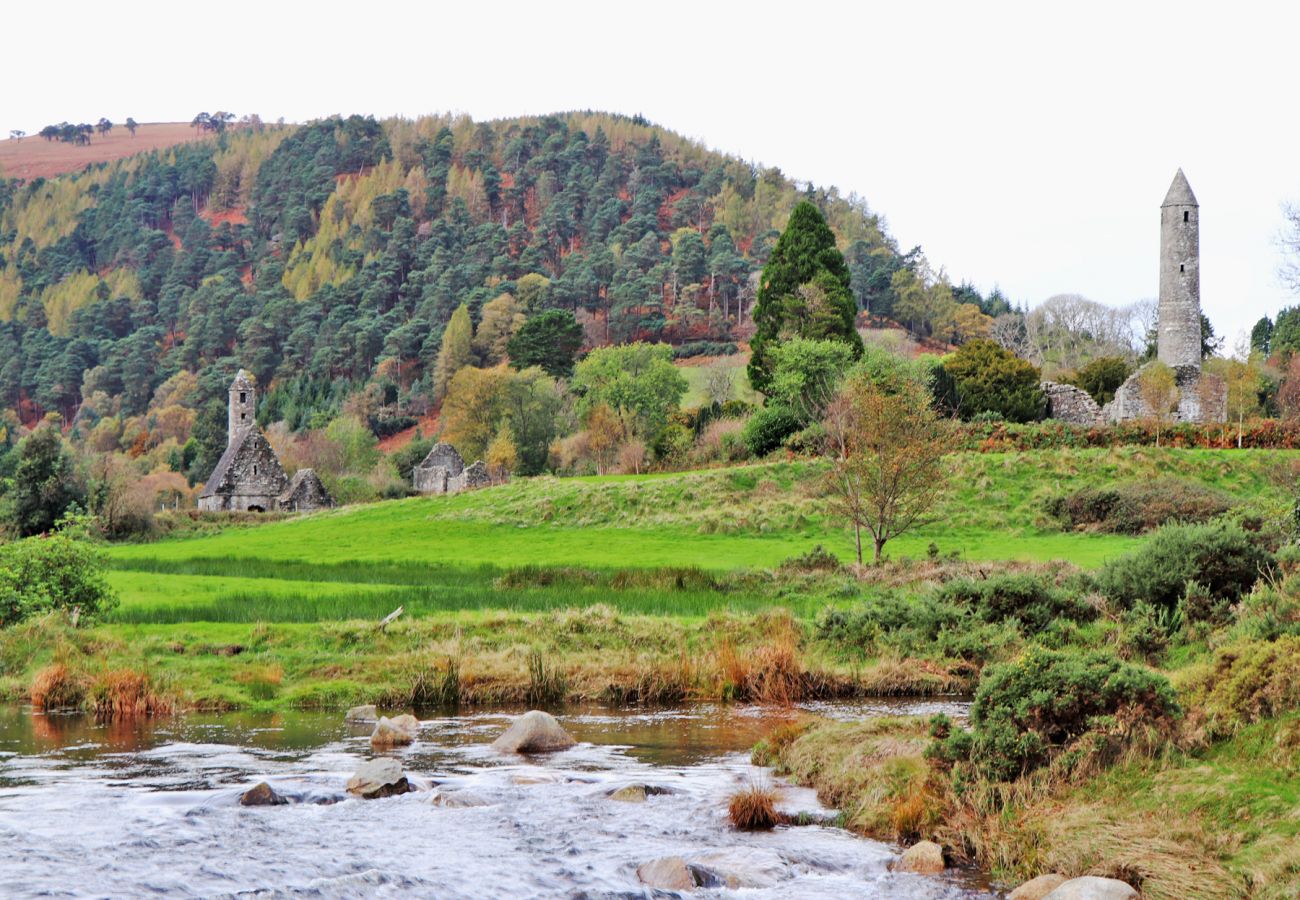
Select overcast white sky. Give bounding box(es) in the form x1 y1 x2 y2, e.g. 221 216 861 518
6 1 1299 345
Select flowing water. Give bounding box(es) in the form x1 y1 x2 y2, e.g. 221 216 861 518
0 699 993 899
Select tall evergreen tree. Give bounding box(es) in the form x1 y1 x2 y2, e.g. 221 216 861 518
748 201 862 393
432 304 474 403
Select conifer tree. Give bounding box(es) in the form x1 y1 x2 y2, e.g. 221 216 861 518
432 304 473 403
748 201 862 393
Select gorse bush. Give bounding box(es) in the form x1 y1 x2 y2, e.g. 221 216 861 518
0 519 117 627
816 593 1017 665
1181 636 1300 732
937 574 1096 631
1095 522 1271 613
742 405 801 457
1045 477 1235 535
931 648 1180 782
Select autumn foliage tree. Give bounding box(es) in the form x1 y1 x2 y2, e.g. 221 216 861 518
824 374 953 564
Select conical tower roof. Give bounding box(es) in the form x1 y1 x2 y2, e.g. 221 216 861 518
231 368 255 389
1161 168 1198 208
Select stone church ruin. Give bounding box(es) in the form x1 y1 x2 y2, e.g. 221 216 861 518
198 370 334 513
1043 170 1226 426
413 442 491 495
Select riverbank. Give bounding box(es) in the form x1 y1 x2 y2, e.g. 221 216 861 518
762 711 1300 899
1 606 975 712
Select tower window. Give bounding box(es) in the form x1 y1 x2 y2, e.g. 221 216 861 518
1183 211 1189 223
253 465 259 476
1180 264 1185 272
240 391 246 403
241 412 247 421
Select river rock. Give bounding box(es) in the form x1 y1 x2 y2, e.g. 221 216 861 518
491 710 576 753
345 704 377 723
1010 874 1070 900
636 856 695 891
895 840 945 875
346 758 415 799
426 789 489 808
239 781 289 806
609 785 647 803
688 848 789 889
370 714 419 748
1043 877 1139 900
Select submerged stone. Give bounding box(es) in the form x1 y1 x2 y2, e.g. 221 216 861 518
344 704 377 724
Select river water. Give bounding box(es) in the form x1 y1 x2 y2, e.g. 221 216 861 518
0 700 992 899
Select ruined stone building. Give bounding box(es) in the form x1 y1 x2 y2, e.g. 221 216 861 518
413 442 491 495
198 370 334 512
1043 170 1226 426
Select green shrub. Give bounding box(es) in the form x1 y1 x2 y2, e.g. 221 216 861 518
1096 523 1272 613
742 405 801 457
1182 636 1300 731
1229 583 1300 641
932 648 1179 781
1045 477 1234 535
0 520 117 627
815 594 1016 664
1064 356 1132 406
940 339 1045 423
937 574 1096 631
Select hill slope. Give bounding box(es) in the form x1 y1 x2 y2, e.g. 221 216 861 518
0 123 212 181
0 112 917 471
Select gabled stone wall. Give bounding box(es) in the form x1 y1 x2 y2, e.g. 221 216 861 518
1041 381 1102 425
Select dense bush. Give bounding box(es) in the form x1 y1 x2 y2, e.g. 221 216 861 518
937 574 1096 631
816 594 1016 664
1046 477 1235 534
0 520 117 627
957 418 1300 452
672 341 739 359
941 339 1045 423
932 648 1180 781
1096 523 1272 613
1063 356 1132 406
1181 636 1300 732
741 405 801 457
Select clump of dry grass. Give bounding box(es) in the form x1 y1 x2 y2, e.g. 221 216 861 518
727 782 780 830
91 669 174 719
30 663 87 711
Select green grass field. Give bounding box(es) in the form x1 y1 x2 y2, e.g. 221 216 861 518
96 447 1294 628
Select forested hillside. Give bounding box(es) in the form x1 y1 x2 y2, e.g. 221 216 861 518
0 111 1010 494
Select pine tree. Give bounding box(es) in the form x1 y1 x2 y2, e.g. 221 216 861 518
432 304 473 403
748 201 862 393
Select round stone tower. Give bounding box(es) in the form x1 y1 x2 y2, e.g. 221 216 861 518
228 369 256 447
1157 168 1201 370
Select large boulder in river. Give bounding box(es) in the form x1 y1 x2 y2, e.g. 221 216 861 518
1044 877 1139 900
345 704 377 723
239 781 288 806
895 840 945 875
370 714 419 748
346 758 415 799
688 848 790 889
636 856 695 891
1010 874 1069 900
491 710 576 753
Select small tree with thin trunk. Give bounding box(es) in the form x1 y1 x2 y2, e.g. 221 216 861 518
1136 362 1179 446
824 375 953 565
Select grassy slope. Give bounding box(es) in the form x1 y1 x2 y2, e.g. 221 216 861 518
6 447 1291 711
770 715 1300 899
0 124 211 180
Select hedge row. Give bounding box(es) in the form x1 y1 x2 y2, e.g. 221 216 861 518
956 419 1300 451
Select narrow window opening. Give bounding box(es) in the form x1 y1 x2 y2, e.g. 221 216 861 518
253 465 259 476
239 391 246 403
1183 211 1189 223
1180 264 1185 273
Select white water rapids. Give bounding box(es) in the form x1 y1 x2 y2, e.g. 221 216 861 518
0 702 992 898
